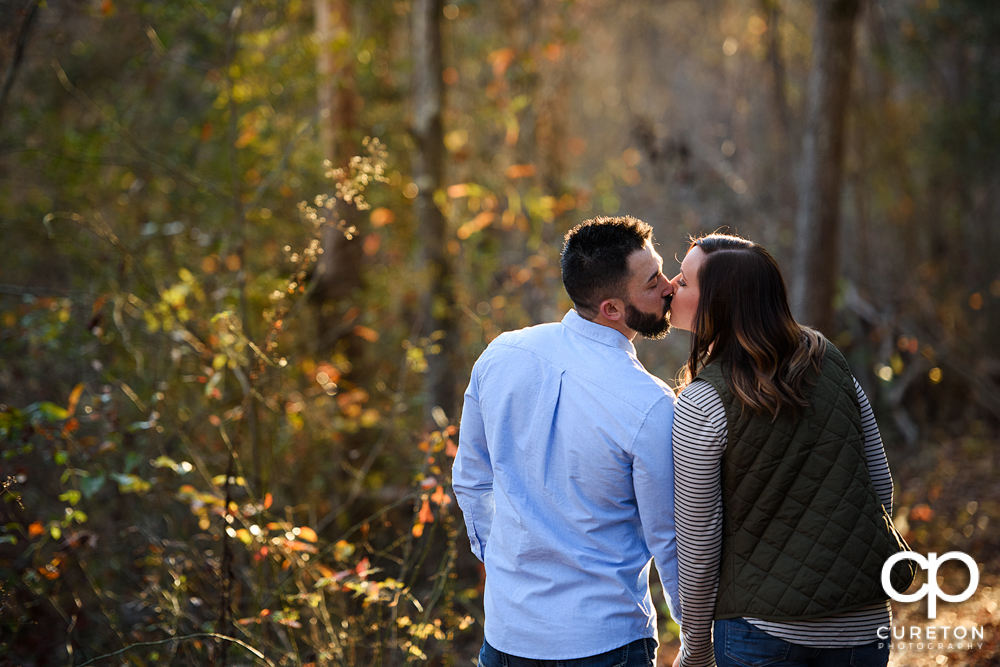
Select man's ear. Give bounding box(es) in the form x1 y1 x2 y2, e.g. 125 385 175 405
598 298 624 322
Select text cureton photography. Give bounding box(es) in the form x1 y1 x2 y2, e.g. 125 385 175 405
878 624 986 652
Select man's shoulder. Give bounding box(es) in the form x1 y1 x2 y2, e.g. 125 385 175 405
491 320 562 346
480 320 674 407
477 321 561 360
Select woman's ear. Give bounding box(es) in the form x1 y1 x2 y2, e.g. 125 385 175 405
598 298 624 322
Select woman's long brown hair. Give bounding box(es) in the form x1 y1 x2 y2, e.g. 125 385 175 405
677 233 826 420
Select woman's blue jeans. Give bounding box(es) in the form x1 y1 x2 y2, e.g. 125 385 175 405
478 637 657 667
714 617 889 667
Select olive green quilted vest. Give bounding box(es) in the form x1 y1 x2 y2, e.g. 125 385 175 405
696 343 913 621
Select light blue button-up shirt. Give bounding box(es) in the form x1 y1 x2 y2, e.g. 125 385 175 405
453 310 680 659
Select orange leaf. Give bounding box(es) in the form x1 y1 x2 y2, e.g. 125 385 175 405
353 325 379 342
910 504 934 522
28 521 45 538
279 538 318 554
356 557 370 579
447 184 468 198
412 522 424 538
431 485 452 507
297 526 318 543
61 418 79 438
263 492 273 509
90 294 107 317
235 124 258 149
66 384 84 416
370 208 395 227
418 498 434 524
445 439 458 457
457 212 496 240
505 164 536 180
488 48 515 77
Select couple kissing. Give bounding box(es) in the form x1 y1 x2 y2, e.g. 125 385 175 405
453 216 912 667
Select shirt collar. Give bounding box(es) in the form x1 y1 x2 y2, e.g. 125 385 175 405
561 309 636 355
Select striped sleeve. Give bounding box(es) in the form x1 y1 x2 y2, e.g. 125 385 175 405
672 379 726 667
855 377 893 515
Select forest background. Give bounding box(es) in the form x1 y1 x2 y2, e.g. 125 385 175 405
1 0 998 665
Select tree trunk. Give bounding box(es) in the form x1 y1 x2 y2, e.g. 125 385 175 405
761 0 797 239
791 0 861 333
312 0 363 354
412 0 458 424
0 0 39 126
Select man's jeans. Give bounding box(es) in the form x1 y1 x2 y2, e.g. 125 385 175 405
478 637 656 667
714 617 889 667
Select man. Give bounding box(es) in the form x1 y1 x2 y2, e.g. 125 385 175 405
453 216 680 667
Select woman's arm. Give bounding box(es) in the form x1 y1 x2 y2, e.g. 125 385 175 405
673 379 727 667
854 377 893 515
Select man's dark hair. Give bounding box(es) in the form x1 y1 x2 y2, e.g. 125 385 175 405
560 215 653 319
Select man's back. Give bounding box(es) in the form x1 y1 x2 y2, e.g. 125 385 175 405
453 310 679 659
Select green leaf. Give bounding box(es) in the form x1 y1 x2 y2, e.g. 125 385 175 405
38 402 70 422
59 490 81 506
80 474 106 499
125 451 143 473
112 473 152 494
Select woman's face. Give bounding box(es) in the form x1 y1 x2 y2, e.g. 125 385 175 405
668 245 706 332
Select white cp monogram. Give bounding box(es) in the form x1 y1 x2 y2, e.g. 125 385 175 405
882 551 979 619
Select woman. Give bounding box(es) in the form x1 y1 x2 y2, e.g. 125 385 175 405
667 234 912 667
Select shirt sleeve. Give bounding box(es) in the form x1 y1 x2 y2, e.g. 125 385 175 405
631 394 681 625
673 380 726 667
452 361 494 562
854 377 893 515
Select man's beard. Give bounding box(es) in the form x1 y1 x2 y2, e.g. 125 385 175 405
625 295 672 339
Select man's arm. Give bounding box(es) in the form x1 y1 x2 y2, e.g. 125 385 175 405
632 394 681 624
451 362 494 561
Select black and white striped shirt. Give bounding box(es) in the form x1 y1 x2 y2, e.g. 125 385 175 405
673 377 893 667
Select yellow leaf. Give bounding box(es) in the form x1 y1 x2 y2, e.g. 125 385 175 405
297 526 318 543
334 539 355 561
